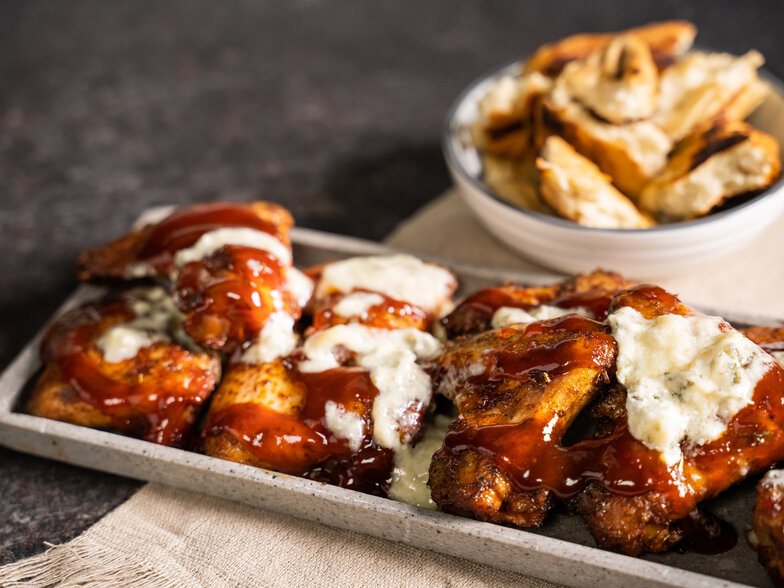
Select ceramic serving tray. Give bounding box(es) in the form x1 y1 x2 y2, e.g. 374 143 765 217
1 223 782 588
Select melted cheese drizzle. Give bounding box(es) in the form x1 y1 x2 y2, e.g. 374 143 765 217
316 254 454 315
333 292 385 318
241 313 299 365
491 304 592 329
324 400 365 452
96 287 178 362
297 324 442 450
286 267 314 308
388 414 455 509
174 227 292 267
609 306 773 465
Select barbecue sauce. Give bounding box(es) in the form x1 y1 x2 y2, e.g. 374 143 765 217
39 300 218 447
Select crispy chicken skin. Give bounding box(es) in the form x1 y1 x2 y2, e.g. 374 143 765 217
524 21 696 76
537 136 655 228
743 326 784 355
77 201 293 282
29 296 220 447
79 201 302 354
426 315 617 526
639 120 781 221
441 269 634 338
753 471 784 586
571 285 784 555
203 255 454 496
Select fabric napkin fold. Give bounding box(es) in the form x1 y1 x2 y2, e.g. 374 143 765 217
3 189 782 587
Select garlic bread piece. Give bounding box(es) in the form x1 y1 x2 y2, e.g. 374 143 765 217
540 97 672 196
537 136 655 229
639 121 781 221
471 73 552 158
556 35 658 123
524 20 696 76
653 50 769 141
482 154 554 214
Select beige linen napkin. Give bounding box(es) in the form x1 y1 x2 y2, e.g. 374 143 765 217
2 190 782 587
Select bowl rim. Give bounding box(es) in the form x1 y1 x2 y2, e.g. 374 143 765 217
442 56 784 235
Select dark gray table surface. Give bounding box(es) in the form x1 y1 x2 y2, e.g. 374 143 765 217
2 0 783 567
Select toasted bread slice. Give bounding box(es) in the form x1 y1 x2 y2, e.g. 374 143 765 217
539 96 672 196
536 136 655 228
639 120 781 221
555 35 658 123
471 72 552 158
524 20 696 76
482 154 554 214
653 50 769 141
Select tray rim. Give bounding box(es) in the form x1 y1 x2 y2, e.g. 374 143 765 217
2 224 781 588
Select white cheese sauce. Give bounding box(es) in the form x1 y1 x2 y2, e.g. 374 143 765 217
97 326 161 363
388 414 455 509
332 292 385 318
315 254 455 316
761 469 784 490
324 400 366 452
490 304 593 329
297 323 441 451
286 267 314 308
609 306 773 465
241 313 299 365
96 287 179 362
174 227 292 267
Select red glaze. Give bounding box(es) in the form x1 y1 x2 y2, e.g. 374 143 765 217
40 300 218 447
175 245 299 352
442 286 620 338
138 203 284 273
128 203 299 352
443 322 784 520
204 366 396 496
310 290 429 333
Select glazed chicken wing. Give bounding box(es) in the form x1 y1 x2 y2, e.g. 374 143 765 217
571 286 784 555
426 315 617 526
753 470 784 586
78 201 310 354
203 254 456 496
441 269 634 338
433 278 784 555
29 288 220 447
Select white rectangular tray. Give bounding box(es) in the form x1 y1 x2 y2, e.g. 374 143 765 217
1 226 781 588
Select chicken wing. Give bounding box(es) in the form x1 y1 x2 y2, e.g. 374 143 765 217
753 470 784 586
203 255 456 496
571 285 784 555
441 269 634 338
29 288 221 447
78 201 310 354
426 314 618 526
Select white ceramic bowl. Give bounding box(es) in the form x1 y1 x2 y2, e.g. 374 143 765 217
443 61 784 279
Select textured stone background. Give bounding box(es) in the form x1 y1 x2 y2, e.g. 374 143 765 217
2 0 783 564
